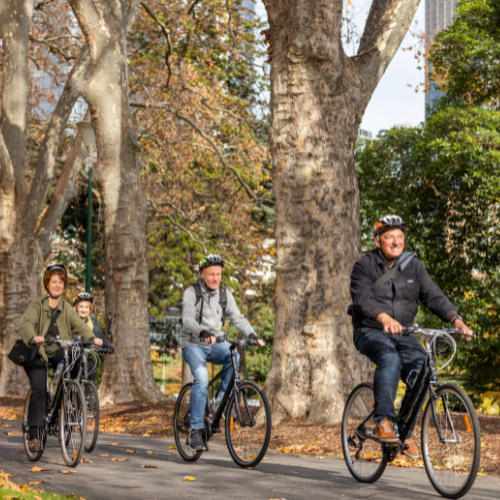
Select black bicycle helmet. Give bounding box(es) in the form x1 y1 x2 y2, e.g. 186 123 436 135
199 254 225 271
373 214 407 237
44 264 68 277
73 292 94 306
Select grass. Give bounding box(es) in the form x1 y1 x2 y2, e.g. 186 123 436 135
0 474 82 500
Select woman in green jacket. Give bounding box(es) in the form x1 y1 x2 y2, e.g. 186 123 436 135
22 264 102 452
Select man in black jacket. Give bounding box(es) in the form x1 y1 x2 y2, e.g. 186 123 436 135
350 214 472 459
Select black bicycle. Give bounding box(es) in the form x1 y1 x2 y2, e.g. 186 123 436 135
341 326 481 499
76 339 114 453
173 337 272 468
23 338 88 467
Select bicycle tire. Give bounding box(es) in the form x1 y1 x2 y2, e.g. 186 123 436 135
22 389 46 462
341 383 387 483
83 382 99 452
225 380 271 469
173 383 203 462
60 380 87 467
421 384 481 499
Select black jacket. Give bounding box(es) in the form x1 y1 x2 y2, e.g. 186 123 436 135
89 316 113 351
350 248 457 330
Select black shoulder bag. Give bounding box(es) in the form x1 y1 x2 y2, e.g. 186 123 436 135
347 252 416 316
8 309 61 367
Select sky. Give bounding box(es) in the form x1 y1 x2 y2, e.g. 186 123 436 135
253 1 426 138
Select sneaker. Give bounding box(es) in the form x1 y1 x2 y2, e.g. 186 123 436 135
403 437 419 459
28 439 40 452
375 418 399 443
189 429 204 451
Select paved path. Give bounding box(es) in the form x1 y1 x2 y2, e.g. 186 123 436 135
1 418 499 500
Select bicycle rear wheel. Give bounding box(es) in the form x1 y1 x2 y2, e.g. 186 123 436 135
83 382 99 452
60 381 87 467
23 389 46 461
341 383 387 483
173 383 202 462
421 384 481 499
225 381 271 468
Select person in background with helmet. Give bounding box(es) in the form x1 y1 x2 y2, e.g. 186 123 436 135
349 215 473 460
181 254 266 451
73 292 115 381
22 265 103 453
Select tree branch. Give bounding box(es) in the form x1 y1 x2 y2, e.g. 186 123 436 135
29 34 79 61
23 45 90 236
356 0 421 104
140 1 173 87
225 0 237 48
174 111 261 202
0 128 14 195
35 133 88 259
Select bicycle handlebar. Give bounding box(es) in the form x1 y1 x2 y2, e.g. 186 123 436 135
384 325 472 339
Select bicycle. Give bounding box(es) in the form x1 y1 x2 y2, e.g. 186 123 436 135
173 337 272 468
23 337 88 467
341 326 481 499
76 339 114 453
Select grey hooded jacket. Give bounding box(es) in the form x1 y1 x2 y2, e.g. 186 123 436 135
181 280 256 349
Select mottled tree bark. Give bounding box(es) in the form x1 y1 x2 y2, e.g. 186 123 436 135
0 0 89 395
68 0 163 403
263 0 421 424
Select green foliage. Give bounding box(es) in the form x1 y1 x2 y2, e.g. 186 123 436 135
357 105 500 394
429 0 500 108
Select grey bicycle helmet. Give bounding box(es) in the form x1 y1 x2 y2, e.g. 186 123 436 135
73 292 94 306
373 214 407 237
199 254 225 271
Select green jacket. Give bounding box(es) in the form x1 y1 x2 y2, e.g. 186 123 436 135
22 295 95 364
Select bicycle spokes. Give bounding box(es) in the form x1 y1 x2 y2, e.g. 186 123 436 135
60 381 86 467
174 384 203 461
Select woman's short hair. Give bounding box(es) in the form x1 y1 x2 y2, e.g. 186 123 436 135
43 270 68 290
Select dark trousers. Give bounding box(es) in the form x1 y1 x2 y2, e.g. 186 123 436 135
24 349 82 429
354 327 426 437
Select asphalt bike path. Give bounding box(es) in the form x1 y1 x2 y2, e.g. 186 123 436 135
1 419 499 500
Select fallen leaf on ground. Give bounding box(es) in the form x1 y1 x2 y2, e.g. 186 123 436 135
125 450 138 454
0 470 17 477
15 450 23 453
169 446 177 450
183 476 195 482
141 465 158 468
1 424 14 429
477 472 487 476
4 495 20 499
163 424 168 429
108 443 120 446
146 451 157 455
142 432 151 437
4 431 22 435
27 481 46 486
34 496 44 500
111 458 128 462
81 458 93 463
29 467 50 472
59 470 79 474
99 454 109 457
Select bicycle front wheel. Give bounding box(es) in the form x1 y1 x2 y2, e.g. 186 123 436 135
225 381 271 468
341 383 387 483
173 383 202 462
23 389 46 462
421 384 481 499
60 381 87 467
83 382 99 452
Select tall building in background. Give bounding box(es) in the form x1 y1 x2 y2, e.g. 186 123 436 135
425 0 458 117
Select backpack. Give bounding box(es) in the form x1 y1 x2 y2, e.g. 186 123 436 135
185 283 228 326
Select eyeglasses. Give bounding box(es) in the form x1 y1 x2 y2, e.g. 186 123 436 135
381 234 405 242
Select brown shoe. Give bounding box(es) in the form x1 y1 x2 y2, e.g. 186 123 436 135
375 418 399 443
28 439 40 452
403 438 419 459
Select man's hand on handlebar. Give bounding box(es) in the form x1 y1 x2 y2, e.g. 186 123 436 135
32 336 46 345
93 338 103 347
453 319 473 341
249 333 266 347
377 312 404 336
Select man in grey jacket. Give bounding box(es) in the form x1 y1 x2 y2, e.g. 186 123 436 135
181 254 265 451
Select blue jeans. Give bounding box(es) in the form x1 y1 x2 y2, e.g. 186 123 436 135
182 341 240 430
354 327 426 438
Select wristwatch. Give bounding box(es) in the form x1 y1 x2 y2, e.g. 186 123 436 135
451 314 463 324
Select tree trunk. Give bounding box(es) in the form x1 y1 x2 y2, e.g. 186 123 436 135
263 0 422 424
69 0 163 403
